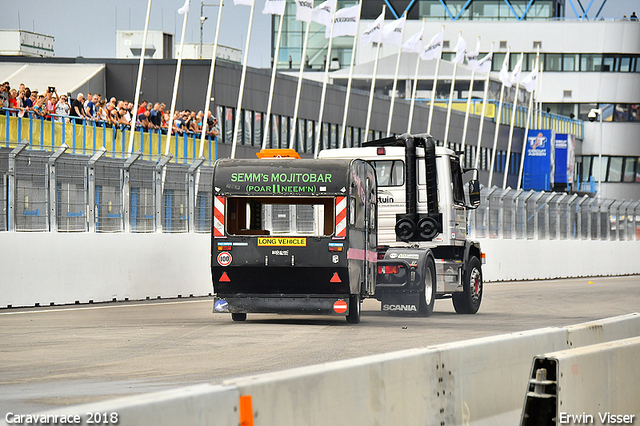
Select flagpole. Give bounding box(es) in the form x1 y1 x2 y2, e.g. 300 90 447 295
231 0 256 159
195 0 224 199
290 20 311 148
164 3 190 157
199 0 224 158
443 31 463 147
385 12 406 137
488 47 510 188
537 61 544 129
460 36 480 154
262 10 285 150
517 50 540 190
473 42 494 179
339 1 363 148
313 2 339 158
502 52 523 189
407 19 425 134
426 26 444 136
363 5 385 143
127 0 152 155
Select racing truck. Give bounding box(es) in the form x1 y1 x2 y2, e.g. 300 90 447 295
319 133 484 316
211 133 483 322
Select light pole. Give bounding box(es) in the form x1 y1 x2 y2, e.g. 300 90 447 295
199 1 219 59
588 108 604 199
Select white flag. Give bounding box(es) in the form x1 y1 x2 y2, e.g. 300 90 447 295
327 4 360 38
498 54 512 87
521 66 538 92
295 0 314 21
452 35 466 64
178 0 190 14
420 30 443 61
465 39 480 70
510 55 523 85
234 0 254 6
311 0 336 27
360 11 384 46
263 0 286 15
475 46 493 73
381 14 406 46
401 29 423 53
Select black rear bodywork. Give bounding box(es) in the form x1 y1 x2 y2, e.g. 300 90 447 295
211 158 377 317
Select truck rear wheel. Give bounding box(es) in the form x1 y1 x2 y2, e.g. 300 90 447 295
231 313 247 322
346 293 361 324
453 257 482 314
419 257 436 316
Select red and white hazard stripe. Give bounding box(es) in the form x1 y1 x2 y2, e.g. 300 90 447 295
214 196 225 238
335 196 346 238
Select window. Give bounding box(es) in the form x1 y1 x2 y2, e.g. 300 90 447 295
450 158 465 205
623 158 637 182
580 54 602 71
370 160 405 186
225 196 334 237
545 53 562 71
608 157 623 182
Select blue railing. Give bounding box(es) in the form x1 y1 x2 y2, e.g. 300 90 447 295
0 109 218 165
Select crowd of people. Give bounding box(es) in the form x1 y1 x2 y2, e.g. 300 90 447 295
0 81 219 138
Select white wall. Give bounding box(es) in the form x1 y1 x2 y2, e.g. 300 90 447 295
0 233 638 308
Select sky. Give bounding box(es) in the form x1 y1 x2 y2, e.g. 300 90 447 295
0 0 636 69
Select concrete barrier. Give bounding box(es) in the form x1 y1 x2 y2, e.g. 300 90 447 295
3 314 637 426
0 233 212 308
520 336 640 425
1 233 638 308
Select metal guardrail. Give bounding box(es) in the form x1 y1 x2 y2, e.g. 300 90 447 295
469 186 640 241
0 143 212 234
2 147 637 239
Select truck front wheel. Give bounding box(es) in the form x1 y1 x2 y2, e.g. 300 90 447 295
346 293 361 324
419 257 436 316
452 257 482 314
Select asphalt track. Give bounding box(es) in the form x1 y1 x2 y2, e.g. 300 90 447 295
1 275 639 415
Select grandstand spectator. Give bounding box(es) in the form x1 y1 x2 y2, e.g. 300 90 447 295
85 94 99 119
137 100 148 116
0 82 9 112
183 110 195 133
149 102 161 128
107 103 118 126
16 89 27 109
172 111 186 135
206 111 220 137
26 92 37 110
84 93 92 110
31 95 46 118
8 89 19 110
117 108 131 130
136 107 152 131
70 93 87 124
97 99 109 125
54 95 70 123
109 97 117 108
23 88 33 109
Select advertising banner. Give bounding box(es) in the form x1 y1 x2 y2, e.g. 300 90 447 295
554 133 576 187
522 129 555 191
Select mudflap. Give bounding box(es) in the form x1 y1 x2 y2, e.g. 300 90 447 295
377 291 421 315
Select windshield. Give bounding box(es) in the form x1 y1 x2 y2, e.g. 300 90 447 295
225 196 334 237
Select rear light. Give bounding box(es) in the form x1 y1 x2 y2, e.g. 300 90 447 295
328 243 343 252
378 265 401 274
217 242 232 251
377 147 386 155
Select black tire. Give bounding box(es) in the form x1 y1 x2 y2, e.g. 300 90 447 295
346 293 361 324
453 256 483 314
419 257 436 316
231 312 247 322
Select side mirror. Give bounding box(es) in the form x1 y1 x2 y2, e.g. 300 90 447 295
468 180 481 208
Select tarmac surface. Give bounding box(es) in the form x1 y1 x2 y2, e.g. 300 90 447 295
1 275 639 414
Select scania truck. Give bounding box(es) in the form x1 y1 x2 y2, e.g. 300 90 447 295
211 133 484 323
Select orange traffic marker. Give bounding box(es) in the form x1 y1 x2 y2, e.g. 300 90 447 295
219 272 231 282
330 272 341 283
239 395 254 426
